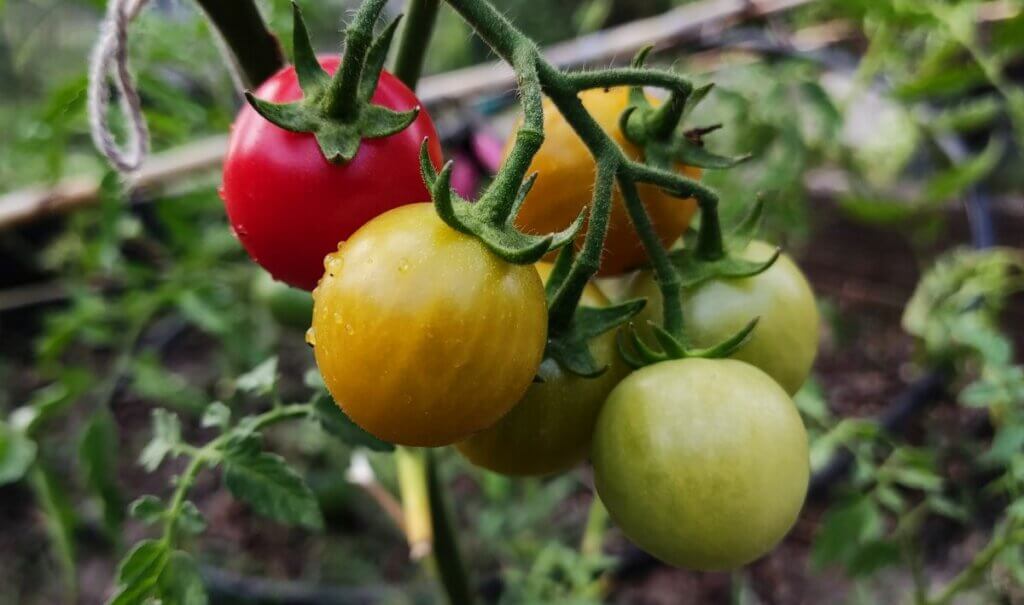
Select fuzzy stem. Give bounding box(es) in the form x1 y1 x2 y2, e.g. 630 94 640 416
324 0 389 119
193 0 284 88
392 0 440 87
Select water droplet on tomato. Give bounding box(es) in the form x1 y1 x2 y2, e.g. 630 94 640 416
345 323 355 335
305 327 316 347
398 259 409 272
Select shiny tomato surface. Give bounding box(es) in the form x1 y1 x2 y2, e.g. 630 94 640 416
309 204 548 447
222 56 443 290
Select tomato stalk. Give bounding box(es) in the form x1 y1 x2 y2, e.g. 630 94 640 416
392 0 441 87
193 0 284 88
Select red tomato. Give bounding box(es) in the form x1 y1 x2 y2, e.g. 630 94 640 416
222 56 443 290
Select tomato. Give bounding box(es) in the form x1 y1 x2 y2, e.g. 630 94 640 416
222 56 443 291
592 358 809 570
309 203 548 447
456 263 628 476
626 240 819 394
508 87 701 276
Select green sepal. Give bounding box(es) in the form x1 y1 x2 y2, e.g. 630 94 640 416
245 1 415 164
668 245 780 288
546 299 646 377
673 138 750 169
420 141 584 265
617 317 759 369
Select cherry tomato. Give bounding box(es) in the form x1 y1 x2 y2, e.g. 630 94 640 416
309 204 548 447
508 87 701 276
456 263 628 476
222 56 443 291
626 240 819 394
592 358 809 570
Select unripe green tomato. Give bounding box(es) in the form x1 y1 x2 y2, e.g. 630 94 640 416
456 263 629 476
253 272 314 330
625 240 819 395
592 358 809 571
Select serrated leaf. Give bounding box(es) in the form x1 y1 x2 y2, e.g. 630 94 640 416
0 421 37 485
222 436 323 529
201 402 231 431
139 409 182 472
109 540 169 605
80 410 124 532
312 394 394 452
159 551 208 605
129 495 165 525
236 357 278 396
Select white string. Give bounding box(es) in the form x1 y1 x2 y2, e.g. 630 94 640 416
87 0 152 173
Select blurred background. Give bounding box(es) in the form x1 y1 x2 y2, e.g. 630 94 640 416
1 0 1023 603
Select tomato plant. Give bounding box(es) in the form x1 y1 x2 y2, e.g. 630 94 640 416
457 263 629 476
592 358 809 570
309 203 548 447
626 240 819 394
510 87 701 276
222 56 443 291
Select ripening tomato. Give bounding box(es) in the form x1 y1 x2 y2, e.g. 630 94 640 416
626 240 819 394
592 358 809 571
456 263 628 476
508 87 701 276
222 56 443 291
309 203 548 447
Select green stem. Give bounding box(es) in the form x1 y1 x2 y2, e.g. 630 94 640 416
193 0 285 88
927 517 1020 605
580 494 609 557
392 0 441 87
324 0 389 119
694 197 726 261
396 447 433 558
426 450 475 605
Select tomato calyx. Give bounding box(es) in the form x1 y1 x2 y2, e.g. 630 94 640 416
618 47 750 173
669 199 782 287
419 143 584 264
618 317 759 369
544 248 646 377
244 1 419 163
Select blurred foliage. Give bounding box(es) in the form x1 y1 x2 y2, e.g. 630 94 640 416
0 0 1022 603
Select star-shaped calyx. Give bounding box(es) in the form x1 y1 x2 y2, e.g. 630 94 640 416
245 1 419 163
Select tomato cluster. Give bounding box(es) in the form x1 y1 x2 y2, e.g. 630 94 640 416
224 61 818 570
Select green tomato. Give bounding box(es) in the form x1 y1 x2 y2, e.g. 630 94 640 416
626 240 819 395
456 263 629 476
592 358 809 570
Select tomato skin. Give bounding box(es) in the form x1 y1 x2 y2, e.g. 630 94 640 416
592 358 809 571
626 240 819 395
456 263 628 476
222 56 443 291
310 204 548 447
509 87 701 276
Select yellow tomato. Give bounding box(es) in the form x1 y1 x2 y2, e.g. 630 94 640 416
508 87 701 276
310 203 548 447
456 263 629 475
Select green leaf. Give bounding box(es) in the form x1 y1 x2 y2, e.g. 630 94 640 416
178 501 208 536
312 393 394 452
811 494 883 570
222 436 323 529
201 402 231 431
29 464 77 596
0 421 37 485
80 410 124 532
236 357 279 396
922 138 1004 203
846 540 901 577
109 540 169 605
139 409 182 472
131 354 206 414
159 551 208 605
129 496 166 525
